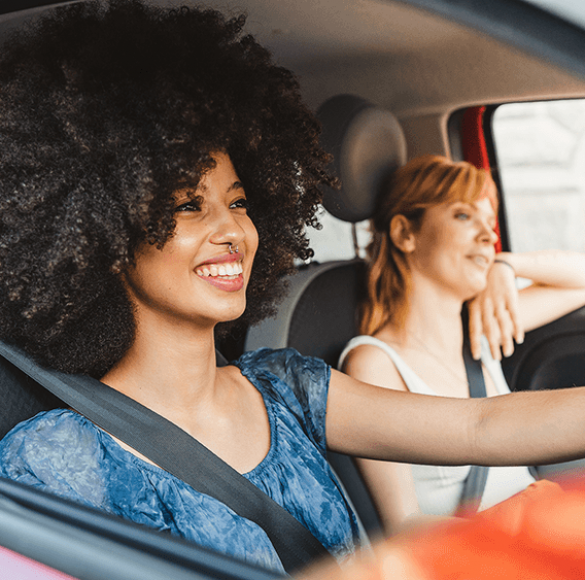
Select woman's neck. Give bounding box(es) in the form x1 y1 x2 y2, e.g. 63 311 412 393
100 308 272 473
379 278 465 354
101 308 220 419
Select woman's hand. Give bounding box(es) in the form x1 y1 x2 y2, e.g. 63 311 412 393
468 250 585 360
467 258 524 361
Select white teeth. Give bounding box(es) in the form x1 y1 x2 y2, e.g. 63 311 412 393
196 262 243 278
194 267 211 277
225 263 243 276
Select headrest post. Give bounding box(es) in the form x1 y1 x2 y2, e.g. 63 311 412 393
351 224 360 258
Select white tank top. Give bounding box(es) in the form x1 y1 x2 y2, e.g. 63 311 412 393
338 335 536 515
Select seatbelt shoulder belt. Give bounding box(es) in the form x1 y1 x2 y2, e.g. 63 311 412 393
458 306 489 515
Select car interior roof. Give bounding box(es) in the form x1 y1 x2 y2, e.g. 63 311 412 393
4 0 585 161
207 0 585 157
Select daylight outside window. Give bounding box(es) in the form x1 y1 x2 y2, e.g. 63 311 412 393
492 99 585 253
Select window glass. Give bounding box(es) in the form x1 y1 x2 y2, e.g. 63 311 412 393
492 99 585 252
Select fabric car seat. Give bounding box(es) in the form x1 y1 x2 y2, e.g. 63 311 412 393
0 358 64 440
245 94 408 537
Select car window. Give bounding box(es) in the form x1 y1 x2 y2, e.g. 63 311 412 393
491 99 585 253
305 209 370 263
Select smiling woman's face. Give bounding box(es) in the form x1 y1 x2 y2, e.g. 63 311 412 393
123 151 259 329
407 196 498 301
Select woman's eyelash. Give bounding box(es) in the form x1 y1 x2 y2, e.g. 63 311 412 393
174 198 202 212
174 197 248 212
231 198 249 210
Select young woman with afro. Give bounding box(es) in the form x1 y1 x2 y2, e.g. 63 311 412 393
2 0 585 574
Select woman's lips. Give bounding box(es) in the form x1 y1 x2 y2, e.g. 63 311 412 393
468 254 491 268
195 259 244 292
196 251 244 267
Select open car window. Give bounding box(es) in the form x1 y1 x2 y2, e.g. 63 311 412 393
492 99 585 253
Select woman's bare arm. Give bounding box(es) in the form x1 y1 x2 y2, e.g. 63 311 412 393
326 367 585 468
341 345 424 535
506 250 585 331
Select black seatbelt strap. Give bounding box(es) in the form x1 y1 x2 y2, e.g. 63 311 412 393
458 307 489 515
0 341 334 574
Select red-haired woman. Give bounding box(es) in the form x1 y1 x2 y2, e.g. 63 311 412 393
339 155 585 535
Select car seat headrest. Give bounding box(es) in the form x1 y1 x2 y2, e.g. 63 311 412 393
317 94 407 223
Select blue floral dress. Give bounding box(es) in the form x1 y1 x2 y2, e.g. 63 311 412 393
0 348 360 573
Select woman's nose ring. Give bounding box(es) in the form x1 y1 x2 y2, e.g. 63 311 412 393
229 244 239 254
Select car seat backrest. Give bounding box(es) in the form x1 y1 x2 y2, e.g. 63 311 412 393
245 94 407 537
246 260 366 367
0 355 64 439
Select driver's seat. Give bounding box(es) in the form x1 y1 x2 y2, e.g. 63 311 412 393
245 94 407 537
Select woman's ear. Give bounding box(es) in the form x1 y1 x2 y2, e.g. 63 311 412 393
389 215 416 253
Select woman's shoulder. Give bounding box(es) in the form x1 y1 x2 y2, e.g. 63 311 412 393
338 335 412 393
234 348 330 445
339 335 402 372
339 335 399 367
234 347 330 388
0 409 111 507
1 408 95 445
0 409 101 470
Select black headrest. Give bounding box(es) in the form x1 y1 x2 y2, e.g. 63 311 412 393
317 94 407 223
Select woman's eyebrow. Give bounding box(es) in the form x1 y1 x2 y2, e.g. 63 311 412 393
229 181 245 192
471 201 496 221
196 181 244 194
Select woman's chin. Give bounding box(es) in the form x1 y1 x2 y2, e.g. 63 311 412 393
215 303 247 324
461 283 487 303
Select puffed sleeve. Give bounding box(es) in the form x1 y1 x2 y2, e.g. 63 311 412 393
234 347 331 453
0 409 109 509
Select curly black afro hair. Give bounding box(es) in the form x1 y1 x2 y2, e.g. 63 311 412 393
0 0 333 377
